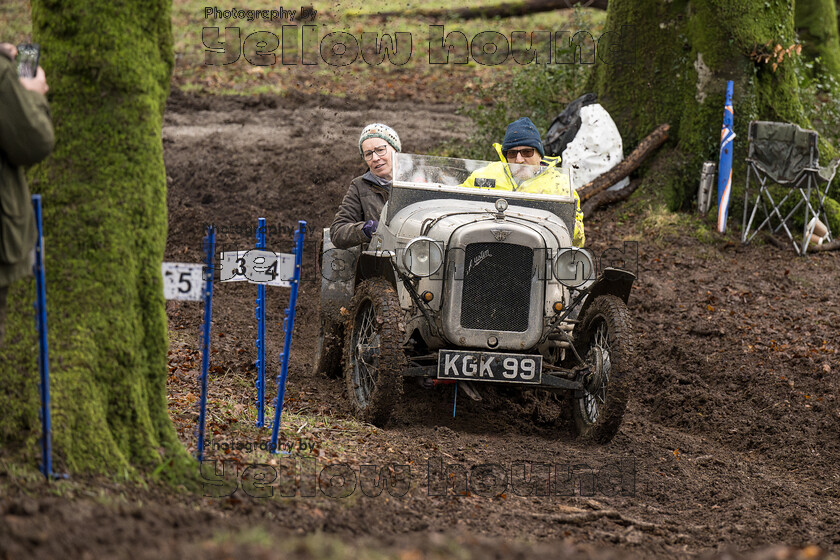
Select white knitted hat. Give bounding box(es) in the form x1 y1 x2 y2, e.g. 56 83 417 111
359 123 401 154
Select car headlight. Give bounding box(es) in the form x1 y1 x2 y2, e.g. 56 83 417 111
553 248 594 287
403 237 443 277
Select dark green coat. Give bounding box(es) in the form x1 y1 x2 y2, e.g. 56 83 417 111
0 53 54 288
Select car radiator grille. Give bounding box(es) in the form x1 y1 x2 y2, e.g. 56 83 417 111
460 242 533 332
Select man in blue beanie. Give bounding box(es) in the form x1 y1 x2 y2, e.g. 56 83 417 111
463 117 584 247
503 117 545 158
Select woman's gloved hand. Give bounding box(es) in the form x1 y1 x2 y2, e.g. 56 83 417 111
362 220 378 239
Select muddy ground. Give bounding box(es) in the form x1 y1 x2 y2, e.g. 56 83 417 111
2 89 840 559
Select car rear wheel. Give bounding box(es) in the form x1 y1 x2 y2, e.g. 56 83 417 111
571 295 634 443
343 277 406 426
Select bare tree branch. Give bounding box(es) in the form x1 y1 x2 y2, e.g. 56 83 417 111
577 124 670 202
582 178 642 217
369 0 608 21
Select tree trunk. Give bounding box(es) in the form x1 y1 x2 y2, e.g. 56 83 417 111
796 0 840 78
0 0 187 474
593 0 838 228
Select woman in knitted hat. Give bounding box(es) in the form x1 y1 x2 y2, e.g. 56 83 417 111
330 123 401 249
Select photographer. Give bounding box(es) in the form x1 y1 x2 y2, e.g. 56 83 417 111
0 42 54 345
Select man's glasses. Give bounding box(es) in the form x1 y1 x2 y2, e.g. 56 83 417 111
363 145 389 160
505 147 536 161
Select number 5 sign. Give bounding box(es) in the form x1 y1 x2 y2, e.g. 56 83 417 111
161 263 205 301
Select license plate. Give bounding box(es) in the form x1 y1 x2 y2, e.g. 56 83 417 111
437 350 542 384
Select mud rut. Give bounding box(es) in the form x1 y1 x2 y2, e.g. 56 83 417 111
4 90 838 560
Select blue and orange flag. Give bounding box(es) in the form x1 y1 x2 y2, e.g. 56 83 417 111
717 81 735 233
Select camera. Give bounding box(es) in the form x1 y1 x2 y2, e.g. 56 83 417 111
16 43 40 78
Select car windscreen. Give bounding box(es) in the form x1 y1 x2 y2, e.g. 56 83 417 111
388 153 577 235
394 153 567 189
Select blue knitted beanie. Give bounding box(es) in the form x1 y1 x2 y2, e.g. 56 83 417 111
502 117 545 157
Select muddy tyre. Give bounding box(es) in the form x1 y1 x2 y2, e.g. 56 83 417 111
313 317 343 378
571 295 634 443
343 278 406 426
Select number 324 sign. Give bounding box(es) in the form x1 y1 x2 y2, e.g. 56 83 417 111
219 250 295 287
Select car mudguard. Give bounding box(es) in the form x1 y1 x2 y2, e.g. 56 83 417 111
319 228 360 328
576 267 635 320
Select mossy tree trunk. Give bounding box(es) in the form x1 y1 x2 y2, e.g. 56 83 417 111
796 0 840 78
593 0 839 220
0 0 189 475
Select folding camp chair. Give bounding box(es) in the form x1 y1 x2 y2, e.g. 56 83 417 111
741 121 838 255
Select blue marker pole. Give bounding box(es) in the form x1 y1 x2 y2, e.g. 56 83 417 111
453 383 458 418
717 80 735 233
32 195 53 480
270 220 307 453
196 227 215 461
255 217 266 427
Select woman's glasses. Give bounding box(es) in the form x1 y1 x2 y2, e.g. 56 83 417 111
363 145 389 160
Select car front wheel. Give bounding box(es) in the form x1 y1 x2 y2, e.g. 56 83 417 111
571 295 634 443
343 277 406 426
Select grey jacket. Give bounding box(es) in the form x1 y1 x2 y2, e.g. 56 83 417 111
330 174 389 249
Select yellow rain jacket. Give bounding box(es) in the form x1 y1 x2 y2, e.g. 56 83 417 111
461 143 584 247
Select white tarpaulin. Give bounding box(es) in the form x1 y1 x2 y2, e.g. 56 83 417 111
560 104 630 192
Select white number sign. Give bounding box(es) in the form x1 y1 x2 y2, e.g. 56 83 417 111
219 250 295 287
161 263 204 301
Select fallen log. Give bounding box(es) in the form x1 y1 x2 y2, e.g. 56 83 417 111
761 232 787 249
808 238 840 252
527 508 663 532
581 178 641 218
368 0 607 21
760 232 840 252
577 124 670 202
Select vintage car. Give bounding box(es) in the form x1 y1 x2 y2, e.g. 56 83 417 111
315 154 635 442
